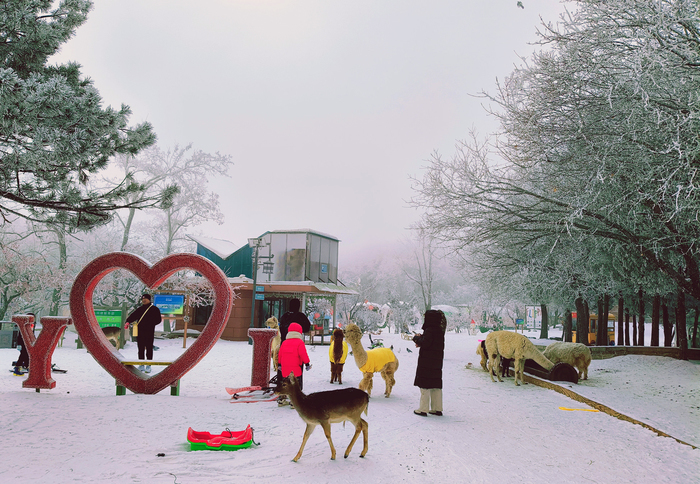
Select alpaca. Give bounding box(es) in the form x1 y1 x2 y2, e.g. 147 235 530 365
266 316 281 371
485 331 554 386
476 340 488 371
477 340 511 377
329 328 348 384
543 341 592 380
344 323 399 397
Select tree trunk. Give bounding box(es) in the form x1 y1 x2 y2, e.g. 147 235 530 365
596 295 610 346
564 308 573 342
633 313 638 346
662 298 674 347
120 207 137 251
693 307 699 349
651 295 660 347
676 291 688 360
539 304 549 339
624 308 630 346
575 297 588 345
49 229 68 316
637 287 645 346
617 294 624 346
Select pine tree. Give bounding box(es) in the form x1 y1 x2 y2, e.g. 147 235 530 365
0 0 175 229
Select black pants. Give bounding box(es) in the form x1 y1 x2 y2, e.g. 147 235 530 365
137 336 154 360
16 346 29 367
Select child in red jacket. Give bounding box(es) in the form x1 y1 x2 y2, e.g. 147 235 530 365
278 322 311 392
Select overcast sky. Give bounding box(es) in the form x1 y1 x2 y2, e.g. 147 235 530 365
51 0 568 266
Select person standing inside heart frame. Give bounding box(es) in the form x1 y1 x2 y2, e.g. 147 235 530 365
126 294 162 373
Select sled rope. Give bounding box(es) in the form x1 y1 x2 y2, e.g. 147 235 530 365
522 373 697 450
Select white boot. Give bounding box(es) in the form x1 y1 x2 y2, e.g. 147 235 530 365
145 365 151 373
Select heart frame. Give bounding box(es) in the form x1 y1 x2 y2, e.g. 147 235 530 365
69 252 233 394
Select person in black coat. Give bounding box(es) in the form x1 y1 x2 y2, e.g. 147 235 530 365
126 294 162 373
13 314 34 374
278 298 311 342
412 309 447 417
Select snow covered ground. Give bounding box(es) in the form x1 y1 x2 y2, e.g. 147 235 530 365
1 327 698 483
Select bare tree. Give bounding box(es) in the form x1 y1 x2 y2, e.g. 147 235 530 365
402 233 436 313
109 144 232 252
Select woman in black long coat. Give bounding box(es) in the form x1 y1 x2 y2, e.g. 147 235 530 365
412 309 446 416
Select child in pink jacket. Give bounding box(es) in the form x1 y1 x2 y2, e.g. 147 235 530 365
278 322 311 391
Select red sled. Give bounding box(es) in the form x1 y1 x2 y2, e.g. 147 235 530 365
225 386 262 395
187 425 254 451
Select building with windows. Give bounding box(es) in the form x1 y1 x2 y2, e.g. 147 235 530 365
186 229 356 341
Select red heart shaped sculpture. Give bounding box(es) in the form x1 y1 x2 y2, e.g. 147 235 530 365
69 252 233 394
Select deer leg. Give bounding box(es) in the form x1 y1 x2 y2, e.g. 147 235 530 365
293 423 317 462
344 418 365 458
320 421 336 460
338 364 343 384
360 418 369 457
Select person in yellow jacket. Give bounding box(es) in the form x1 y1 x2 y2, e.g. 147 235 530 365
328 328 348 384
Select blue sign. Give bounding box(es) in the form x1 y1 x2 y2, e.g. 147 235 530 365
255 286 265 292
255 293 265 300
154 294 185 315
321 263 328 274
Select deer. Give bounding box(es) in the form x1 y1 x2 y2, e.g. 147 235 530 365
278 374 369 462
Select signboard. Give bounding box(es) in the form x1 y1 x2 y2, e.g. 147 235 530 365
255 293 265 300
154 294 185 315
525 306 542 329
255 286 265 292
95 310 122 328
516 318 524 326
321 263 328 274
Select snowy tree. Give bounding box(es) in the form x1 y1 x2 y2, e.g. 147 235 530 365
0 1 175 229
0 227 55 319
402 233 436 313
110 143 231 253
413 1 700 356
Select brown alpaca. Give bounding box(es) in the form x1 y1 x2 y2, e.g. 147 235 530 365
265 316 281 371
329 328 347 384
343 323 399 397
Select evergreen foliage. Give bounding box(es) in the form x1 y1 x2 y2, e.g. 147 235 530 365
0 0 175 229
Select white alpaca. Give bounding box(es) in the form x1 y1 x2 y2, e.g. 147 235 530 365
543 342 592 380
485 331 554 386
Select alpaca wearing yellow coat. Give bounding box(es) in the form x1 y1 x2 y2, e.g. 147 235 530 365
344 323 399 397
